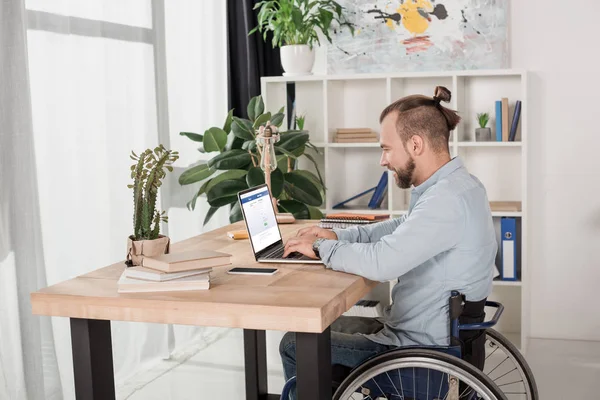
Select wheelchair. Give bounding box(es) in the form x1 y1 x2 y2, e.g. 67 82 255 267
281 291 538 400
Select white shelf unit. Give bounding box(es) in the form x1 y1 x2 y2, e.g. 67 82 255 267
261 69 529 351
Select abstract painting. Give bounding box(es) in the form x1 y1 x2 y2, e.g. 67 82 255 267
328 0 508 74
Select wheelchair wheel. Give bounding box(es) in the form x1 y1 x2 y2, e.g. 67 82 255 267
484 329 538 400
333 348 507 400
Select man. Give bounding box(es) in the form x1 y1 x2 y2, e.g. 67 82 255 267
279 86 497 389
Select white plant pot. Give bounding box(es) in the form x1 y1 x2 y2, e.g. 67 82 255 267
280 44 315 76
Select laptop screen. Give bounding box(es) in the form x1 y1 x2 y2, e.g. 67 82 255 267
239 186 281 253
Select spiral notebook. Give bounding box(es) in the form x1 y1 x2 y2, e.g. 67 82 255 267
318 213 390 229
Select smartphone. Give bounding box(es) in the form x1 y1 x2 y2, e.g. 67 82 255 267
227 267 278 276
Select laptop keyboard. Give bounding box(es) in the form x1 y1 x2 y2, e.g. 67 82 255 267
263 245 307 260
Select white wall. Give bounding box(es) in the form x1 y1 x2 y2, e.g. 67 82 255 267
510 0 600 341
312 1 600 341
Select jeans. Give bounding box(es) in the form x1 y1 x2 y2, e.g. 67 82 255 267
279 316 393 399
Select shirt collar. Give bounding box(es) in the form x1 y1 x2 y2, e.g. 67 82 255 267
412 156 464 195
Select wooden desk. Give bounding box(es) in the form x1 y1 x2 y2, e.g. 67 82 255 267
31 220 377 400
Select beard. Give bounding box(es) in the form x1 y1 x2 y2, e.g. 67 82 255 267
393 156 416 189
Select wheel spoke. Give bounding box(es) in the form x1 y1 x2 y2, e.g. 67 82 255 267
385 371 402 397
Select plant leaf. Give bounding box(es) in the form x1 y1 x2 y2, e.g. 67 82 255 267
254 96 265 120
207 149 252 170
274 147 298 159
206 179 248 207
242 140 257 151
180 132 203 142
277 131 309 151
246 167 265 187
253 112 271 129
232 117 255 141
229 201 243 223
247 96 258 121
278 200 310 219
223 109 234 133
284 170 323 206
203 127 228 153
307 205 324 220
270 112 284 127
178 163 215 185
206 169 248 193
270 168 284 198
301 152 326 189
203 206 219 226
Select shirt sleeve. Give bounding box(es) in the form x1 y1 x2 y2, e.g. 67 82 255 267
318 194 466 282
332 215 407 243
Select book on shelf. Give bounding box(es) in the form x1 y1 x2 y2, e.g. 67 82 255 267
494 98 521 142
334 127 378 143
141 249 231 273
489 201 521 212
117 270 211 293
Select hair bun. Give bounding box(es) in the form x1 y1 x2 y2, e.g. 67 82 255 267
433 86 451 103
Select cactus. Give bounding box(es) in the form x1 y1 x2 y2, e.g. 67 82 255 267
128 145 178 240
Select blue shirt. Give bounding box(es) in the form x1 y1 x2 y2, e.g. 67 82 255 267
318 157 497 347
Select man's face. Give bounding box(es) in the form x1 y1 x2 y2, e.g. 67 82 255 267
379 112 416 189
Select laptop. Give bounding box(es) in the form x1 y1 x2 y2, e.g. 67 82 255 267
237 184 323 264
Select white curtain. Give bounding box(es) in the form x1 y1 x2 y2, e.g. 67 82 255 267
0 0 228 398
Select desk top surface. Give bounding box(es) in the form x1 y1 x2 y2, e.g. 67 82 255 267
31 220 376 333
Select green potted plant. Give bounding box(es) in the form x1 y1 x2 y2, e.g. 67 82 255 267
126 145 179 266
250 0 353 76
476 112 491 141
178 95 325 225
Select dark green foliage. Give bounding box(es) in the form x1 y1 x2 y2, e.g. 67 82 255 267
179 95 325 225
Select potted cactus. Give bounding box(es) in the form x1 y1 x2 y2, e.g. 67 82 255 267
126 145 179 266
476 112 491 141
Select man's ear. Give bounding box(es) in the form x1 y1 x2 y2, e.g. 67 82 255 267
409 135 425 156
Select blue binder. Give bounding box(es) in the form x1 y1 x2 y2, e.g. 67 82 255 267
495 100 502 141
500 217 517 280
368 171 388 209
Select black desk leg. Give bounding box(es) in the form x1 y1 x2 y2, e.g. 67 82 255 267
296 327 332 400
70 318 115 400
243 329 268 400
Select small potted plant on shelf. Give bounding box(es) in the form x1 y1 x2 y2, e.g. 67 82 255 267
476 112 492 141
250 0 354 76
126 145 179 266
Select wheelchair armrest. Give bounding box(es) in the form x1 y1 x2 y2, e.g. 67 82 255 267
459 300 504 331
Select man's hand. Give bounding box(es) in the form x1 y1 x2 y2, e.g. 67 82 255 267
296 226 338 240
283 234 319 259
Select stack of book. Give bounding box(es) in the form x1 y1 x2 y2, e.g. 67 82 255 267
334 128 378 143
319 212 390 229
494 98 521 141
117 249 231 293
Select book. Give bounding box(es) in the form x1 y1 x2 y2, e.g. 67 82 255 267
142 249 231 273
509 100 521 141
323 213 390 221
117 270 210 293
124 266 212 282
495 100 502 141
501 98 509 141
334 137 378 143
336 128 373 134
368 171 388 209
319 212 390 229
489 201 521 212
